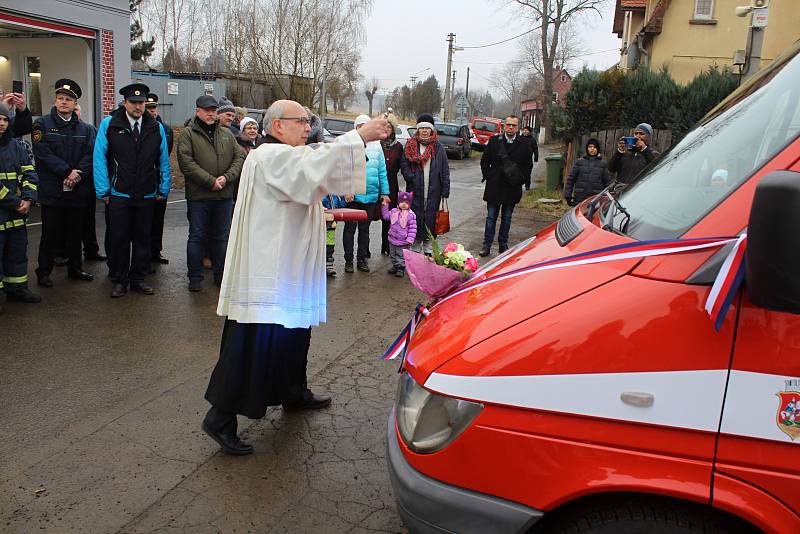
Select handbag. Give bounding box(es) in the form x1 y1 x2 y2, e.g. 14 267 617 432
497 140 526 186
434 198 450 235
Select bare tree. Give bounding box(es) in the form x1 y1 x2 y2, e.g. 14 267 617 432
363 77 379 116
491 62 528 114
510 0 605 140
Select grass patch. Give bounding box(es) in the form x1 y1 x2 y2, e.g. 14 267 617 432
519 187 570 218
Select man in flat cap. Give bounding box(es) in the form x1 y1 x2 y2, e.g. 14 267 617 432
145 93 173 268
93 83 171 298
33 79 97 287
177 95 244 292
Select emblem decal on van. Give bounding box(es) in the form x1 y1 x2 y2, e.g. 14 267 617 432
777 379 800 441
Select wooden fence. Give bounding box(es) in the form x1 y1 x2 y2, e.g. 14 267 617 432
561 128 673 187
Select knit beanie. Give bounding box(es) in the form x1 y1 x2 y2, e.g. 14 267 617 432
217 97 235 114
239 116 257 131
416 113 435 130
635 122 653 139
586 138 601 154
397 191 413 205
354 114 371 128
0 101 10 119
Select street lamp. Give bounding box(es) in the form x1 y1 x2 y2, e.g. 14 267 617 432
735 0 770 81
410 67 431 87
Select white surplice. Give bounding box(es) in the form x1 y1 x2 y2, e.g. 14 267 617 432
217 130 367 328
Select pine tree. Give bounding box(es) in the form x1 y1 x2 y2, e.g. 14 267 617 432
130 0 155 63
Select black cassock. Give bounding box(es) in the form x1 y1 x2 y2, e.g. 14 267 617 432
205 320 312 419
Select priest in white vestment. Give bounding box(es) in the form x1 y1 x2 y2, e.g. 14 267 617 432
202 100 389 455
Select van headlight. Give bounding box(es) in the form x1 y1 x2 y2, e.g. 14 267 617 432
395 372 483 454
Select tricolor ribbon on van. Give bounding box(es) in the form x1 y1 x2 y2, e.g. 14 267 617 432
381 235 747 361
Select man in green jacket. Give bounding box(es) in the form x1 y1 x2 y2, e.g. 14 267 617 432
177 95 245 291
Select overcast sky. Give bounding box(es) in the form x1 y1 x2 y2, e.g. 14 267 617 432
361 0 621 97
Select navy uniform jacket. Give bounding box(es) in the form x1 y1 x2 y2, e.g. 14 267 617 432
32 107 96 207
93 107 171 200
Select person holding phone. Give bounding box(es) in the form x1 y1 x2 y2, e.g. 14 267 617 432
32 79 97 288
1 88 32 138
608 122 659 184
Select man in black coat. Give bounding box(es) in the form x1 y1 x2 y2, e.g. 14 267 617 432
608 122 659 184
33 79 96 287
479 115 533 256
145 93 173 267
520 126 539 190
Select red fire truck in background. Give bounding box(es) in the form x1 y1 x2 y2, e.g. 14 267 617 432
470 117 503 149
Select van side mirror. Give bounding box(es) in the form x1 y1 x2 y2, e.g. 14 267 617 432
746 170 800 313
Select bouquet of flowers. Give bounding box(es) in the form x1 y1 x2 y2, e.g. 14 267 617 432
403 230 478 300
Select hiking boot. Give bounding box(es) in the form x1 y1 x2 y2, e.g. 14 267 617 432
344 261 354 274
479 247 491 257
395 269 404 278
357 259 370 272
326 264 337 277
188 280 203 292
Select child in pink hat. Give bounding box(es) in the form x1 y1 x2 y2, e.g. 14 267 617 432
381 191 417 277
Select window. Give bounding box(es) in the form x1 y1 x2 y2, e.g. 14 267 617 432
24 56 43 116
694 0 713 20
552 92 559 103
560 74 567 82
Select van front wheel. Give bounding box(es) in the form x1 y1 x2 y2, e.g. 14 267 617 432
542 497 755 534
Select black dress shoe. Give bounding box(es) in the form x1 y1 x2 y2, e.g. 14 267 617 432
283 393 332 412
130 282 154 295
37 275 54 288
151 253 169 265
6 288 42 303
479 247 490 257
111 283 127 298
68 269 94 281
201 421 254 456
84 253 107 262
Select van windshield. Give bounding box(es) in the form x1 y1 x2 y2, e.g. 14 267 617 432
613 44 800 240
473 121 498 133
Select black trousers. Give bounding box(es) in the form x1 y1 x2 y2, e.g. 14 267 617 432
205 320 312 420
343 201 372 262
37 205 86 275
108 196 154 286
151 198 167 258
83 203 100 257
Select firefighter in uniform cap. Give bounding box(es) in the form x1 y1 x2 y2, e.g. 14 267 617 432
33 78 97 288
93 83 171 298
144 93 173 268
0 100 40 313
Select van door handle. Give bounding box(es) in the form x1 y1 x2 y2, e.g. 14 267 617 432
620 392 654 407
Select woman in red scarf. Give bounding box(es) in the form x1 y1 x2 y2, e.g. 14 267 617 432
400 114 450 254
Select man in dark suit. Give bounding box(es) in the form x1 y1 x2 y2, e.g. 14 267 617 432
145 93 173 267
479 115 533 257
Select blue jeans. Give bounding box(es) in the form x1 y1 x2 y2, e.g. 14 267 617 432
187 200 233 282
483 203 515 250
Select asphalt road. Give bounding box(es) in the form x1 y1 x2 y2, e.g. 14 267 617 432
0 155 552 533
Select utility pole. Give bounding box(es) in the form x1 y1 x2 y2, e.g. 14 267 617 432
444 33 455 121
465 66 471 119
449 70 457 121
318 64 327 116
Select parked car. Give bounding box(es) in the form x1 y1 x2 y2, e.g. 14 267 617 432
322 117 355 136
470 117 503 149
436 122 471 160
396 124 415 147
387 41 800 534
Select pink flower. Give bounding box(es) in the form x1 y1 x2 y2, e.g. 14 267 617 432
465 257 478 272
443 242 459 254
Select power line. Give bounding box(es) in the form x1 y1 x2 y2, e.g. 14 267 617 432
459 24 542 49
452 48 621 66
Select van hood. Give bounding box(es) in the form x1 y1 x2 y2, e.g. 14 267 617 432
404 215 640 382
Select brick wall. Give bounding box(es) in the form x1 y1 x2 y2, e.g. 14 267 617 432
101 30 115 116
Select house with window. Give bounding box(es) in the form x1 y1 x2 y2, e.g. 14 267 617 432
519 69 572 130
612 0 800 83
0 1 130 125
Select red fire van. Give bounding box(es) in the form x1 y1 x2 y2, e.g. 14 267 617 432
470 117 503 149
387 42 800 533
